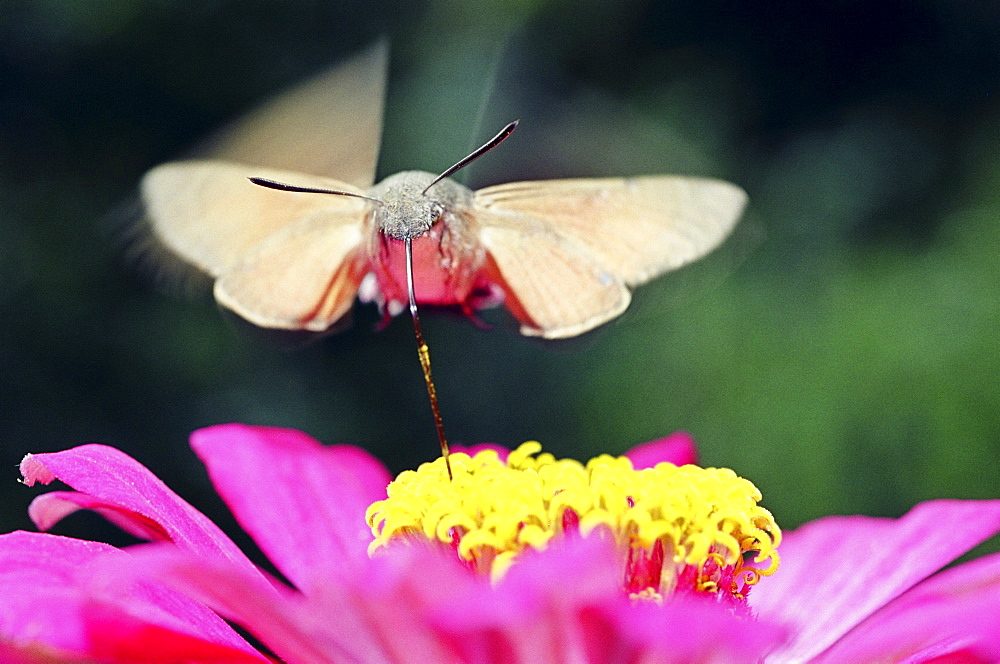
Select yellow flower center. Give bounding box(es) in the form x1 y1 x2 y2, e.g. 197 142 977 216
365 442 780 603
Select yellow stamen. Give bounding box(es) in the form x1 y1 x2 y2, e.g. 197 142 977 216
365 443 781 599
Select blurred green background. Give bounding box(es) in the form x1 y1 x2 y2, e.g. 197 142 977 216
1 0 998 551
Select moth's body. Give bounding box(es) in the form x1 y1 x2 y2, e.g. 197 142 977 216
139 41 748 339
363 171 489 318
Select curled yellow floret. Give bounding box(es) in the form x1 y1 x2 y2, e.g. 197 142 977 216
365 443 780 599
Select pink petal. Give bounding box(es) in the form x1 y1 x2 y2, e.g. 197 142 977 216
116 542 466 664
28 491 170 541
434 535 784 663
19 444 257 578
338 545 476 664
433 536 622 663
190 424 392 596
100 545 330 664
436 538 629 664
811 551 1000 663
624 431 698 468
751 499 1000 663
0 531 266 663
597 596 787 664
0 640 62 664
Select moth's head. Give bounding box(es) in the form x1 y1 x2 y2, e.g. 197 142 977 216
370 121 519 242
371 171 448 241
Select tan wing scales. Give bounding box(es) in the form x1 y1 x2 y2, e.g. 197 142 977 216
214 213 367 331
142 160 367 277
477 210 630 338
474 176 746 286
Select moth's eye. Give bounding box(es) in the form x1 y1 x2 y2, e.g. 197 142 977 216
430 202 444 221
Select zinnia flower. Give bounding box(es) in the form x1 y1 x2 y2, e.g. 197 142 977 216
2 424 999 663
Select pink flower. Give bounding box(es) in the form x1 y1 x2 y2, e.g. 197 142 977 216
1 425 998 663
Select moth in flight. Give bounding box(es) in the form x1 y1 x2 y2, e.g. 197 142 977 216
140 41 748 341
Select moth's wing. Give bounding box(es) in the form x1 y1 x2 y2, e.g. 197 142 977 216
214 213 368 332
141 159 369 278
205 39 388 188
474 176 747 287
475 209 630 339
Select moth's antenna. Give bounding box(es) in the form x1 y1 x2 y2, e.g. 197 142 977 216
249 177 384 205
422 120 519 195
405 238 452 480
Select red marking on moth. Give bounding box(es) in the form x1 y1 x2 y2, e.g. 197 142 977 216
368 221 504 317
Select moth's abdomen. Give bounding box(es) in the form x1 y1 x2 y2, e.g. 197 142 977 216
362 218 490 317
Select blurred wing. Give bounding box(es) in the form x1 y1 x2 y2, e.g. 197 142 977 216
205 39 388 188
142 159 368 277
474 176 747 287
215 211 367 331
476 210 630 339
